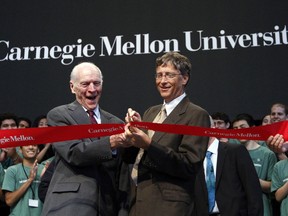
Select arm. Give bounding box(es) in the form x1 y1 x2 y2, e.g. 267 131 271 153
6 148 22 165
0 148 22 164
124 105 210 179
271 160 288 202
276 152 287 160
0 188 4 201
275 181 288 201
36 143 52 162
260 151 277 193
5 161 38 207
259 179 271 193
47 106 123 167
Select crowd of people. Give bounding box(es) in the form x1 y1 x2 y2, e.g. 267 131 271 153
0 52 287 216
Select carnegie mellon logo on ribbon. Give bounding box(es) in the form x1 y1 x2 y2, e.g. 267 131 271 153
132 121 288 140
0 124 125 148
0 121 287 148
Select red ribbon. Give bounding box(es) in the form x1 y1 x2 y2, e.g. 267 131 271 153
0 121 287 148
0 124 124 148
131 121 288 141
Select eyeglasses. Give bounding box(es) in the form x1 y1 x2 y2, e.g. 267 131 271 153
155 72 182 79
213 120 226 125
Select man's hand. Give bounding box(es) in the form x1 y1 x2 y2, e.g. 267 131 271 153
29 160 38 182
41 161 50 178
267 134 288 153
110 133 132 150
123 123 151 150
125 108 142 123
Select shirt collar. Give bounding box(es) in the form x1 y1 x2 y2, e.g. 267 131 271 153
83 106 101 120
164 92 186 116
207 138 219 155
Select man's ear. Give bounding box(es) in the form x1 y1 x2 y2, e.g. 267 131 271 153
70 81 75 94
226 122 230 129
182 74 189 86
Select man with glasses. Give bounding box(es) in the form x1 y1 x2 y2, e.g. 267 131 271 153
210 112 243 145
123 52 210 216
210 112 232 143
211 112 231 130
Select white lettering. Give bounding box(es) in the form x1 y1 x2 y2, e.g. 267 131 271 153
184 25 288 51
0 39 96 65
0 25 287 65
100 34 179 56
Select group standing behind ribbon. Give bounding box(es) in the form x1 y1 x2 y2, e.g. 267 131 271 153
0 55 287 216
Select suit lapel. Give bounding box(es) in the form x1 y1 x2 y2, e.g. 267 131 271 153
67 101 113 124
152 97 189 142
165 96 189 124
216 142 227 189
67 101 99 141
67 101 90 125
99 109 113 124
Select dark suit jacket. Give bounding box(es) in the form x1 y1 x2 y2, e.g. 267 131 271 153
194 142 264 216
41 101 130 216
124 96 210 216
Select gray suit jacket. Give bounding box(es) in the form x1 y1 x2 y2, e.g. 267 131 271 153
125 96 210 216
41 101 130 216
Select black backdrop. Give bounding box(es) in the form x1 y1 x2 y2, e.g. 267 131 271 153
0 1 287 123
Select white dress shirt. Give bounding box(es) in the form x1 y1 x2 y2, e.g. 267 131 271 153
204 138 220 213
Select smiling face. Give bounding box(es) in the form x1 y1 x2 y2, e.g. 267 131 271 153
270 105 287 123
155 63 189 103
70 63 103 110
20 145 39 160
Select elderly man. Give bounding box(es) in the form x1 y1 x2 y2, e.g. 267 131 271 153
41 62 130 216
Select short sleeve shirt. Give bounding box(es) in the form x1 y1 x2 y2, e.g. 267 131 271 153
2 163 44 216
271 159 288 216
249 146 277 216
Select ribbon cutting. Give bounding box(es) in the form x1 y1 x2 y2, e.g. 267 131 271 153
0 121 287 149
